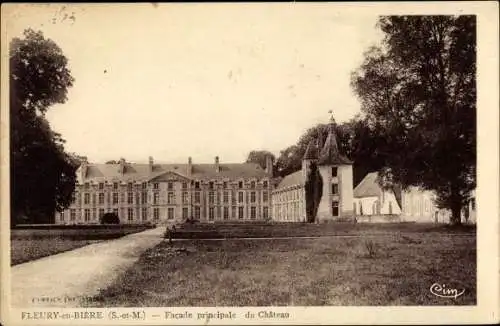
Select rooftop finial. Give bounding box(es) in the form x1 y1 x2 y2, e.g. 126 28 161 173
328 110 335 124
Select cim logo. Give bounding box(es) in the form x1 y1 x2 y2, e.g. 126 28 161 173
430 283 465 299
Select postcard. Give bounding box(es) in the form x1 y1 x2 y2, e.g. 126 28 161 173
1 2 498 325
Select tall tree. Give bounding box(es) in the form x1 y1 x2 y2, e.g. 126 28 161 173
351 16 476 225
245 150 275 171
10 29 77 225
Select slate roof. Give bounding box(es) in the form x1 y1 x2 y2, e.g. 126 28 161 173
318 123 352 165
275 170 304 190
303 139 319 160
353 172 383 198
78 162 271 183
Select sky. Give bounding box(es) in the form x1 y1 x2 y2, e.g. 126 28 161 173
5 3 384 164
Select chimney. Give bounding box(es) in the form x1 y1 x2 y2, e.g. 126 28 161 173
215 156 220 172
80 160 88 180
119 158 126 175
265 155 273 176
187 156 193 176
148 156 154 173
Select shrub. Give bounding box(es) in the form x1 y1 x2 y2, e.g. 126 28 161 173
100 212 120 224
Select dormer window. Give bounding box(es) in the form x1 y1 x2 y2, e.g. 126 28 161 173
238 181 243 189
142 182 147 189
98 182 104 190
195 181 200 189
167 182 173 190
113 182 118 190
250 181 256 189
209 181 214 189
153 182 159 190
127 182 133 190
223 181 227 189
263 180 268 188
332 167 338 177
182 182 187 189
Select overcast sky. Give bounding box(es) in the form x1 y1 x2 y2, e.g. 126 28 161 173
6 4 384 164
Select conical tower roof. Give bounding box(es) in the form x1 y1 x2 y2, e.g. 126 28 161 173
318 122 352 165
303 139 319 160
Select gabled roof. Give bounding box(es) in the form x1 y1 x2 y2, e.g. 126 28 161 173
318 123 352 165
275 170 304 190
79 162 271 183
354 172 382 198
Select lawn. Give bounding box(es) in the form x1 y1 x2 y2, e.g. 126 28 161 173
11 224 155 265
87 231 476 306
11 238 101 265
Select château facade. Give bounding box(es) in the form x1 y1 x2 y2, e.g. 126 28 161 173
55 156 273 224
272 119 354 222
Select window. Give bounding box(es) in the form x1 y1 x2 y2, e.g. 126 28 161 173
194 206 200 219
182 207 188 219
250 206 256 219
60 212 65 222
84 209 91 222
142 182 147 189
238 207 244 219
168 207 174 220
209 191 215 204
70 209 76 221
84 193 90 205
263 207 269 219
332 201 339 216
127 192 133 204
223 191 229 203
98 183 104 190
182 192 189 204
331 184 339 195
223 207 229 220
128 208 134 221
263 191 268 202
182 182 187 189
99 208 104 218
141 191 147 204
113 208 119 216
142 207 147 220
209 207 215 220
250 191 256 203
153 183 159 190
250 181 256 189
153 208 160 221
194 192 201 203
167 182 173 190
238 181 243 189
238 191 244 203
113 192 119 204
127 182 133 191
168 192 175 204
113 182 118 190
92 208 97 220
471 198 476 210
195 181 200 189
223 181 227 189
209 181 214 189
263 180 268 188
153 192 159 204
332 167 338 177
84 182 90 189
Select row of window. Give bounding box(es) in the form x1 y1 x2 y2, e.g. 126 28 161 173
61 205 270 222
81 180 270 191
75 190 270 206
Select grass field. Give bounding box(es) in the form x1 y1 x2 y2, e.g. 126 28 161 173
88 228 476 306
11 224 155 265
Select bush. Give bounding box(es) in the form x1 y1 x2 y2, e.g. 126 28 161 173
100 212 120 224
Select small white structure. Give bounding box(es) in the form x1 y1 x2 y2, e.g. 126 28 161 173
353 172 402 222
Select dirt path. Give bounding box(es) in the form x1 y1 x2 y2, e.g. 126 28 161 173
10 227 165 308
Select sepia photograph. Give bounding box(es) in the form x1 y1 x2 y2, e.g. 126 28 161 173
1 2 498 325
